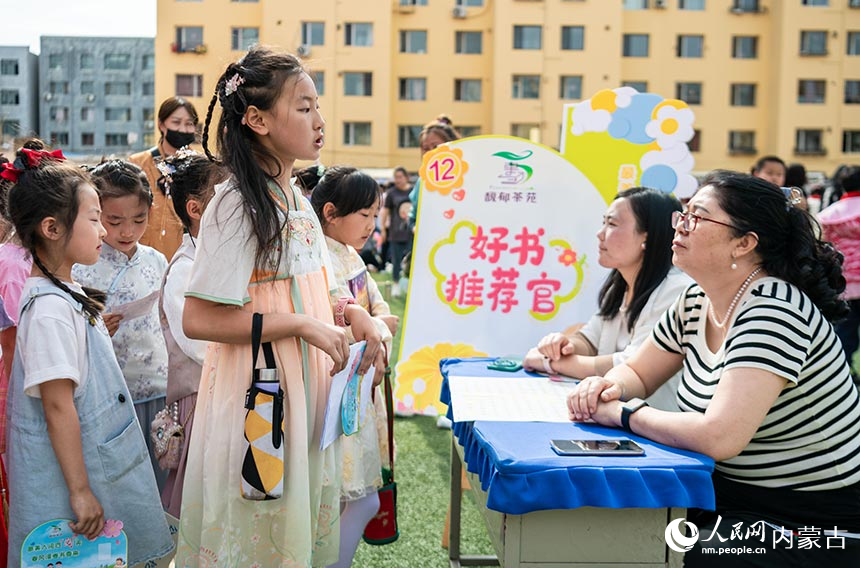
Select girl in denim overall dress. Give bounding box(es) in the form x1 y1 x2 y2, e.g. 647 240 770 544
2 146 173 567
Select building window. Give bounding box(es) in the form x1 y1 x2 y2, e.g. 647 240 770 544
79 53 94 69
81 108 95 121
849 32 860 55
399 77 427 101
623 34 649 57
143 82 155 96
844 130 860 153
175 26 204 52
801 0 828 5
733 0 760 11
513 26 542 50
400 30 428 53
459 126 481 138
732 36 758 59
561 26 584 51
846 80 860 104
104 54 131 70
512 75 541 99
730 83 756 106
454 79 481 102
676 82 702 105
455 31 482 54
401 0 429 5
105 81 131 96
680 0 705 9
175 74 203 97
0 89 19 105
689 129 701 152
143 108 155 122
623 0 648 8
677 35 704 58
456 0 484 6
80 81 95 95
142 54 155 70
798 80 826 103
231 28 259 51
0 59 19 75
312 71 325 96
729 131 756 154
345 23 373 47
559 76 583 100
796 129 824 154
81 133 95 146
344 72 373 96
48 53 63 69
105 107 131 122
49 82 69 95
398 125 423 148
343 122 371 146
800 31 827 55
49 106 69 122
622 81 648 92
105 133 128 147
50 132 70 146
511 123 541 142
2 120 20 137
302 22 325 46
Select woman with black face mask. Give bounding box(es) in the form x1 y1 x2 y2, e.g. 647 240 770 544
130 96 200 259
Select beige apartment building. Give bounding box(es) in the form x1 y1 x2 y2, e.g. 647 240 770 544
156 0 860 174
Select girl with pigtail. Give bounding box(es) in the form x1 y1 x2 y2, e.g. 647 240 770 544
176 46 384 567
3 145 172 567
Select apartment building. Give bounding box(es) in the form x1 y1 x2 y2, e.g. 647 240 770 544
156 0 860 173
0 46 39 143
40 36 155 154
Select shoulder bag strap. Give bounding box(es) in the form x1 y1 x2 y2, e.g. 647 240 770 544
383 350 395 480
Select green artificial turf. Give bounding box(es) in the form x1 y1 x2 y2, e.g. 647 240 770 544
352 273 495 567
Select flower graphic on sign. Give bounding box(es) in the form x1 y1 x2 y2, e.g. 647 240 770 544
428 221 587 321
645 101 695 150
558 248 577 266
394 342 488 415
493 150 534 184
100 519 124 538
420 145 468 196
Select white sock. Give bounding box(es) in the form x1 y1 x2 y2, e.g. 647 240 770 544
327 492 381 568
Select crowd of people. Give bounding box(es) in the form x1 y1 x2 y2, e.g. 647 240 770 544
0 43 858 567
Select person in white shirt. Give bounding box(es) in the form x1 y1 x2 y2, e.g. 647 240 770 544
523 187 689 410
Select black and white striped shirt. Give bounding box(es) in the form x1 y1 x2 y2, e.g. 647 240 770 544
652 277 860 491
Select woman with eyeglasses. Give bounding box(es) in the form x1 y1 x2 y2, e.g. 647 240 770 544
523 187 691 411
569 171 860 566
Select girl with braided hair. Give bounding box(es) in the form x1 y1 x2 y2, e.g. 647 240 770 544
176 46 384 567
72 159 170 490
3 146 172 567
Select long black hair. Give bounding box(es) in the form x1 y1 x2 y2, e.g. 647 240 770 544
310 166 380 226
202 46 305 270
706 170 847 321
5 144 105 319
598 187 682 332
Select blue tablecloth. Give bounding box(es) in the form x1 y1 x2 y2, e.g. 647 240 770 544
440 357 716 514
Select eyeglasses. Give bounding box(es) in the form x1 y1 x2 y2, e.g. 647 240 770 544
671 210 741 233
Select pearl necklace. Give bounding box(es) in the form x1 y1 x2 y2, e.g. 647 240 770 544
708 267 762 329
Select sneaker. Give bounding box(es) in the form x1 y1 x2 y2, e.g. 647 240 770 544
436 415 453 429
391 285 401 298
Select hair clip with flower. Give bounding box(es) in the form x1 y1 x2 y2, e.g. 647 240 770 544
224 72 245 98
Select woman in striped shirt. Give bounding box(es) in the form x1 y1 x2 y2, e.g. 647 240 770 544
568 171 860 566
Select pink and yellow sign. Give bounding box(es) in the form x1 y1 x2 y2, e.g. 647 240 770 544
396 88 697 416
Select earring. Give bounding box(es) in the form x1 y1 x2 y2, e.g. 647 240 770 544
641 242 646 250
731 262 738 270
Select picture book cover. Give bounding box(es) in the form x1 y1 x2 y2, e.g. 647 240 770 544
21 519 127 568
